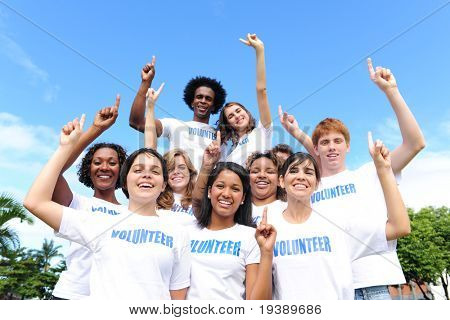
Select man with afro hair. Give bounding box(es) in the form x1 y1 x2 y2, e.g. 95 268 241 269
129 57 226 171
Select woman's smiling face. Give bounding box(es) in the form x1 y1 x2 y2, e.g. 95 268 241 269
126 152 166 204
209 169 245 220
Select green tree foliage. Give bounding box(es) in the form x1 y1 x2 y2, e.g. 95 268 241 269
0 193 33 255
397 206 449 300
0 239 65 300
31 239 63 272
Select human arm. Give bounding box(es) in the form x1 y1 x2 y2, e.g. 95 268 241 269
192 132 221 218
367 58 425 175
52 96 120 206
248 207 276 300
170 288 187 300
145 83 165 149
129 56 163 135
368 132 411 240
240 34 272 128
24 115 86 230
278 105 320 165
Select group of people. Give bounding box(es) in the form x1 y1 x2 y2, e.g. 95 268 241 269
23 34 426 300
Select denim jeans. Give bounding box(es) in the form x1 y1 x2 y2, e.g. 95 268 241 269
354 285 392 300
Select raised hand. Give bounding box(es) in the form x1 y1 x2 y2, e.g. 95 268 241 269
367 58 398 92
368 131 391 170
239 33 264 51
60 114 85 147
278 105 300 135
202 131 221 169
255 207 277 253
146 82 165 108
141 56 156 82
93 95 120 132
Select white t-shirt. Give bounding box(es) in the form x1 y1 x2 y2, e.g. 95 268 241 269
186 223 261 300
252 200 287 225
57 207 191 299
171 193 195 217
269 210 388 300
219 121 273 167
311 162 406 289
52 194 125 299
160 118 216 172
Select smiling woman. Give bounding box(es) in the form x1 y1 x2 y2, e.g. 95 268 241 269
268 146 410 299
24 115 191 300
216 34 273 166
157 149 198 216
246 151 287 225
50 99 129 300
175 132 276 300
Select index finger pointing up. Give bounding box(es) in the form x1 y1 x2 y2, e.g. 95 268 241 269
367 58 375 79
261 207 268 225
79 114 86 131
115 94 121 109
216 130 221 145
367 131 374 149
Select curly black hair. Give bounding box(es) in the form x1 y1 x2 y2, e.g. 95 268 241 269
183 76 227 114
77 142 127 190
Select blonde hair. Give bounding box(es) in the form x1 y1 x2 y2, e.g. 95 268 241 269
158 149 197 210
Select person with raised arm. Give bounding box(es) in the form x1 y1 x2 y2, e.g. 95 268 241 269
169 133 276 300
129 56 227 172
278 58 425 299
144 84 198 218
144 83 165 149
51 97 127 299
268 133 410 299
246 151 287 225
216 33 273 166
24 115 191 300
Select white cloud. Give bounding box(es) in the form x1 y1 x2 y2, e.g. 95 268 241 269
0 33 59 102
439 120 450 137
11 217 70 256
0 112 58 156
43 84 60 103
375 117 402 148
400 150 450 210
0 34 48 81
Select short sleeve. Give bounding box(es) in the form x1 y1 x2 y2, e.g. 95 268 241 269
257 120 273 152
57 207 106 251
69 193 82 210
355 162 399 251
345 215 388 261
160 118 177 139
244 232 261 265
169 228 191 290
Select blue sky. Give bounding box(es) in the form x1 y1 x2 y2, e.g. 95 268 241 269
1 0 450 253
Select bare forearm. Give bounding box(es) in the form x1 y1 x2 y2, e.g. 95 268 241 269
255 47 267 92
144 103 157 149
24 147 70 229
291 127 320 165
377 167 410 240
130 81 151 132
255 48 271 127
385 88 426 172
192 165 213 218
249 252 273 300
